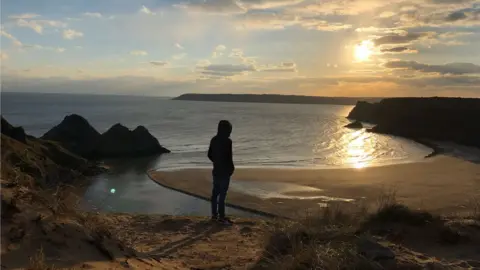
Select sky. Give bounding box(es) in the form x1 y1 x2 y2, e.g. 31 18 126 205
1 0 479 97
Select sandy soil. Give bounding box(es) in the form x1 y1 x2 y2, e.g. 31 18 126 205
149 156 480 218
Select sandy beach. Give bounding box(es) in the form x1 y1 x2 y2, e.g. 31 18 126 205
149 156 480 218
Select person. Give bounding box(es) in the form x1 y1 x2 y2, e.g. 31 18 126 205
208 120 235 224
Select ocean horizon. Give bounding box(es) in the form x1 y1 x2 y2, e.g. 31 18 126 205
1 92 431 170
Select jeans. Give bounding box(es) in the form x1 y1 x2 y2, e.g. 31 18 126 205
211 175 231 218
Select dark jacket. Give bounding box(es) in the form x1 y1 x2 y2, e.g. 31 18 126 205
208 121 234 177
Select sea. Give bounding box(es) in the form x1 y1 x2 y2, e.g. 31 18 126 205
1 92 433 216
1 92 431 170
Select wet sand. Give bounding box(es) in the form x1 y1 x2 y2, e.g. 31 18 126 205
149 156 480 218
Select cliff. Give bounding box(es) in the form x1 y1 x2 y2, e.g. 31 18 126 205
347 97 480 148
174 93 382 105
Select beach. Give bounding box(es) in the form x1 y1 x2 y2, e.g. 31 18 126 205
150 156 480 218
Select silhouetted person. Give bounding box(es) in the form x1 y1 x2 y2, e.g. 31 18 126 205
208 120 234 224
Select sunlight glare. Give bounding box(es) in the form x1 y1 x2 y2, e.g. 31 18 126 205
354 40 373 62
344 129 373 169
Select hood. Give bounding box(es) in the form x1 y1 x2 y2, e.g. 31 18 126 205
217 120 232 138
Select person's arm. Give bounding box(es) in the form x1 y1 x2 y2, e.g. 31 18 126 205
228 139 235 175
207 139 213 162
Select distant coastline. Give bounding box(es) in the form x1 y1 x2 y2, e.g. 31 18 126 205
173 93 382 105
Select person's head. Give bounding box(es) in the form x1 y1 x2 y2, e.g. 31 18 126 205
217 120 232 138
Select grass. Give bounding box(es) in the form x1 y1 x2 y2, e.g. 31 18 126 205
28 247 53 270
256 204 378 269
256 188 479 270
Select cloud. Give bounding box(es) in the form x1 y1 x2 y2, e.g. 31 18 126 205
175 43 184 49
212 44 227 58
260 62 297 72
385 61 480 75
239 0 304 9
215 44 227 51
355 27 406 35
444 7 480 23
63 29 84 40
130 50 148 56
228 48 257 64
0 52 8 60
16 19 43 33
172 53 187 60
200 63 256 78
292 0 391 16
83 12 103 18
380 46 418 54
236 11 298 30
446 10 468 21
150 61 169 66
3 72 479 98
437 32 473 39
379 11 396 18
299 18 352 31
20 44 66 53
236 10 352 31
1 29 23 46
175 0 246 14
139 5 156 15
392 3 480 28
373 32 434 46
196 59 212 67
8 13 40 19
15 18 67 34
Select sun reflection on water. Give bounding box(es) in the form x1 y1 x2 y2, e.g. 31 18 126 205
344 129 374 169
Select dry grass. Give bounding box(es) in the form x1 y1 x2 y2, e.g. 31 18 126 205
28 247 54 270
470 197 480 220
257 189 472 270
256 202 378 270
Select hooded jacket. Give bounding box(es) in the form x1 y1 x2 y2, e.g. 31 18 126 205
208 120 235 177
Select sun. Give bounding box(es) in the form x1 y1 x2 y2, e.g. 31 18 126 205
354 40 373 62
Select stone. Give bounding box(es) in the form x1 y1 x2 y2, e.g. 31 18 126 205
95 124 170 158
42 114 101 158
345 121 363 129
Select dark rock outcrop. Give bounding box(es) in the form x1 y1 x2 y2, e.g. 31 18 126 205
1 117 26 143
1 127 102 188
41 114 170 158
347 98 480 148
344 120 363 129
42 114 101 158
347 101 378 123
95 124 170 157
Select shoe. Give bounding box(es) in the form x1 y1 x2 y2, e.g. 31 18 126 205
210 216 218 222
217 217 233 225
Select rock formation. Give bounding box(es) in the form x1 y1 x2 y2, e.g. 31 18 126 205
42 114 101 158
1 117 27 143
347 97 480 148
95 124 170 157
42 114 170 158
344 120 363 129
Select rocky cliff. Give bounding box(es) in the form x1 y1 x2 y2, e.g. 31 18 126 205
1 117 101 188
41 114 170 158
347 97 480 148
